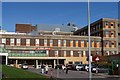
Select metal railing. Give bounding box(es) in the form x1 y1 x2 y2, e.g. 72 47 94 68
8 53 47 57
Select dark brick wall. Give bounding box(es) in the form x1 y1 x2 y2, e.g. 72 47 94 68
49 50 55 57
66 51 70 57
53 39 58 46
73 51 79 57
40 39 44 46
16 24 37 33
30 39 35 46
21 38 26 45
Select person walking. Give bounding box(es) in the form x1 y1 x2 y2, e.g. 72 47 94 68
62 64 65 73
66 66 69 74
45 64 49 74
41 64 44 74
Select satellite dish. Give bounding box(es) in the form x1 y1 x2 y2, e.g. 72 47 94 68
52 31 56 35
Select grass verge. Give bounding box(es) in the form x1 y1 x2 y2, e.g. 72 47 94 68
2 65 47 79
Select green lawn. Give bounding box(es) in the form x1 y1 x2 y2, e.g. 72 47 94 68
2 65 47 79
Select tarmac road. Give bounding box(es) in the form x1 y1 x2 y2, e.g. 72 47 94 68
27 68 114 79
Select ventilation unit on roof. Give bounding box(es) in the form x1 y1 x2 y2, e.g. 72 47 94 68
54 28 60 32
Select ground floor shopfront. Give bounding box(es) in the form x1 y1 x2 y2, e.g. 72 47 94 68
7 57 88 68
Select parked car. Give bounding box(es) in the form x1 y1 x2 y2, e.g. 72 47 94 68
48 65 52 69
62 65 66 70
86 64 99 73
85 64 89 71
55 64 62 69
21 63 28 69
75 64 85 71
66 64 74 70
92 65 109 73
91 65 98 73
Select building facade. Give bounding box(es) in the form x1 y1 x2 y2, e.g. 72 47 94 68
0 18 119 68
1 31 101 68
74 18 119 55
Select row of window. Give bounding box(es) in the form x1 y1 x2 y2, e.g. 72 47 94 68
105 51 116 56
105 21 115 28
1 38 101 48
9 50 116 57
91 24 101 32
105 31 115 37
105 41 115 47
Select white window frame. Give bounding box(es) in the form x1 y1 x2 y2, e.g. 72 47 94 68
44 39 47 46
2 38 6 44
58 40 61 46
35 39 39 46
26 39 30 46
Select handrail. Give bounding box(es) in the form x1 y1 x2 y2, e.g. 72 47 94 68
8 53 47 57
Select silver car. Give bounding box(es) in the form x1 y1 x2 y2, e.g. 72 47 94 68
21 63 28 69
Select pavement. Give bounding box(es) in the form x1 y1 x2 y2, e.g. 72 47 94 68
27 68 120 79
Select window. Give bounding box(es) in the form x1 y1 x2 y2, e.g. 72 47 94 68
58 40 61 44
10 38 14 46
10 39 14 43
98 24 101 29
58 40 61 47
44 39 47 46
64 51 66 54
111 32 114 35
106 31 109 35
70 51 73 56
83 51 86 56
76 40 78 47
54 50 58 56
17 39 20 43
93 27 95 31
81 41 84 43
118 42 120 45
111 51 115 54
2 38 6 44
81 40 84 47
118 24 120 27
106 51 109 55
44 39 47 44
105 21 109 26
70 40 73 47
74 62 82 64
35 39 39 46
40 50 46 54
50 40 53 46
118 33 120 36
111 41 114 45
63 40 66 47
106 41 109 45
96 51 99 55
26 39 30 46
50 40 53 44
111 23 114 26
69 62 73 64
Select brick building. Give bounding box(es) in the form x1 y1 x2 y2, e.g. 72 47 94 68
0 18 119 68
16 24 37 33
74 18 120 56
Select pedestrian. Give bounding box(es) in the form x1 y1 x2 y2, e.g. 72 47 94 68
50 68 53 76
66 66 68 74
62 64 65 73
45 64 49 74
41 64 44 74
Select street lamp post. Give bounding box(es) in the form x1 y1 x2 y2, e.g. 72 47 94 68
88 0 92 79
57 53 59 78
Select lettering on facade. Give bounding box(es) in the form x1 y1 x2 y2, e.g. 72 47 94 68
35 47 53 50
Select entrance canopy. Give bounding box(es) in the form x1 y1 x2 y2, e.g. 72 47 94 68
0 53 8 56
